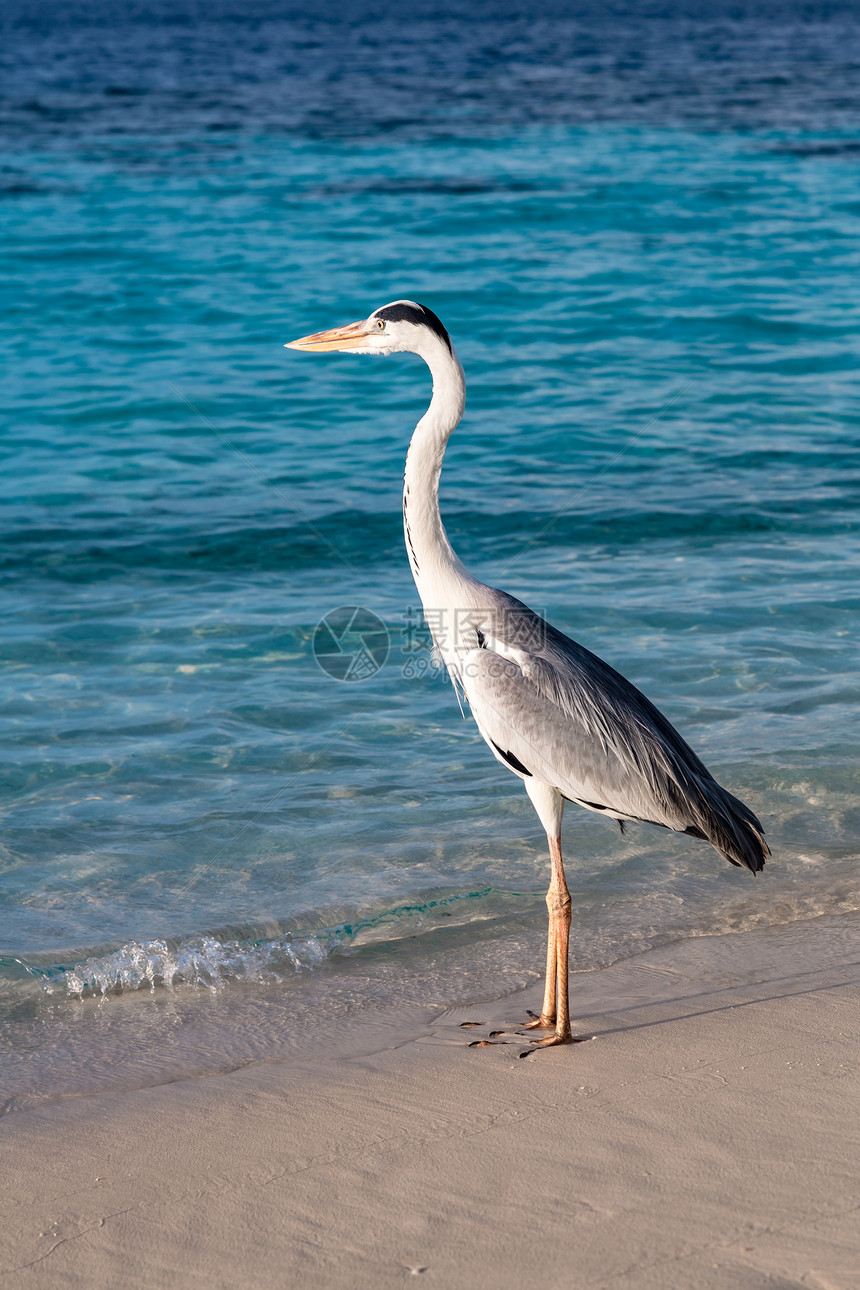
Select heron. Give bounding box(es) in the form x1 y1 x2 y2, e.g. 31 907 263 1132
287 300 768 1053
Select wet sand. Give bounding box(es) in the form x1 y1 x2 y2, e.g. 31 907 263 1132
2 915 858 1290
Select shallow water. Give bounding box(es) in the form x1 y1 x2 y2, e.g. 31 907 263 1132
2 0 859 1111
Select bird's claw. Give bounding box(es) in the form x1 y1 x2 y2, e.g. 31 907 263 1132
519 1032 593 1058
522 1011 556 1030
490 1026 548 1038
464 1013 557 1044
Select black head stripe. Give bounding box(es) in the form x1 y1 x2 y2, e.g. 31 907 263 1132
375 301 452 353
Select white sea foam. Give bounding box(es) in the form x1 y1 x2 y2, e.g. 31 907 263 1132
45 932 331 1000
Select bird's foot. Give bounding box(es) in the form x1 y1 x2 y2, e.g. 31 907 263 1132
460 1021 511 1046
462 1023 525 1048
470 1021 550 1041
521 1010 556 1030
462 1014 584 1049
479 1012 555 1038
519 1031 593 1059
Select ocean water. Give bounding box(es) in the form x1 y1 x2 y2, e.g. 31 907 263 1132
2 0 860 1112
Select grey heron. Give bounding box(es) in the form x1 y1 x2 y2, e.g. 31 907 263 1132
287 300 769 1053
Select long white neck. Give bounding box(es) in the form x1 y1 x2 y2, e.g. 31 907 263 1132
402 337 474 604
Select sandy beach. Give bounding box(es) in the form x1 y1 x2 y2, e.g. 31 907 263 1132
2 914 857 1290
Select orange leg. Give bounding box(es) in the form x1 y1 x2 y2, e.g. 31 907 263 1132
527 835 579 1050
522 852 560 1029
468 833 589 1053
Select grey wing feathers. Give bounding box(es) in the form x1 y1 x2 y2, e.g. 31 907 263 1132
464 592 768 874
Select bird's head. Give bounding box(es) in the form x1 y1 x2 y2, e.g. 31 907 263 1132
286 300 453 360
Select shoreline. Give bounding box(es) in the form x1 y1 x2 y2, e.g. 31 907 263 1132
5 901 856 1116
2 913 858 1288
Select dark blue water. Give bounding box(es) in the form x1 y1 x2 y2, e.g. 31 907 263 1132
2 0 859 1110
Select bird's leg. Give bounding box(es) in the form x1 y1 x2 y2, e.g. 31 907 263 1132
469 835 561 1046
522 855 558 1029
527 835 580 1051
469 831 587 1052
551 833 572 1040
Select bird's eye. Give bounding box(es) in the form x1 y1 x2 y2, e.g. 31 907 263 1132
376 319 385 331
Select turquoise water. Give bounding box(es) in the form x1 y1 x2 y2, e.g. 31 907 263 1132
2 0 860 1110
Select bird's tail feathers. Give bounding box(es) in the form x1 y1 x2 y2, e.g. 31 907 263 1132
691 778 769 874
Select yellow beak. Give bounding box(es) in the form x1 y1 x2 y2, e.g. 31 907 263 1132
285 319 370 352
